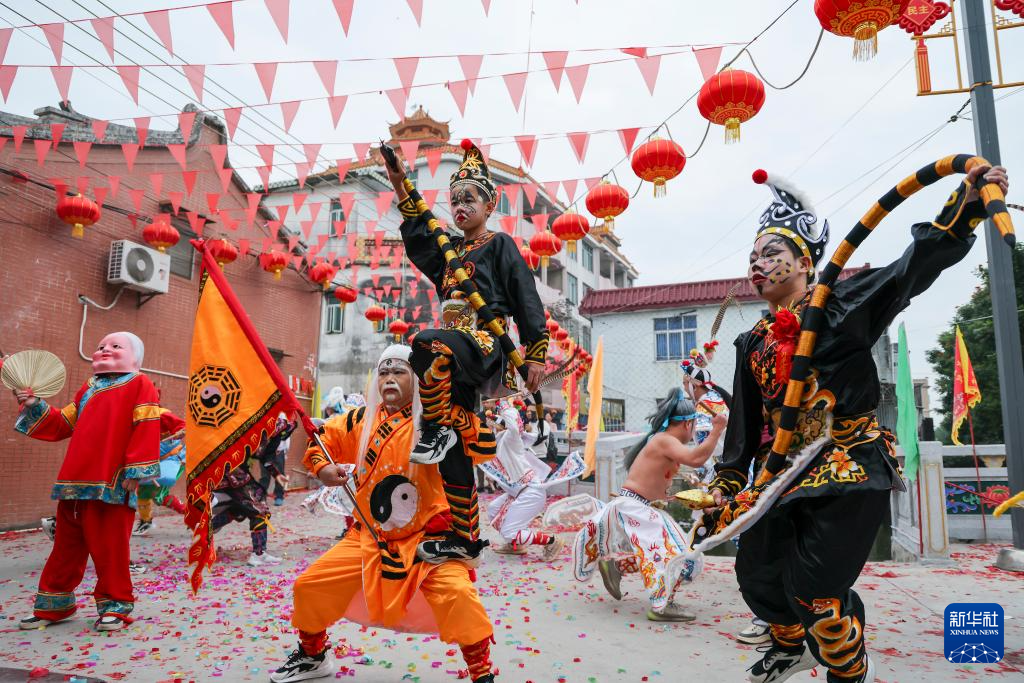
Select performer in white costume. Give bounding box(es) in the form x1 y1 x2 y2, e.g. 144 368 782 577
572 389 725 622
481 401 584 559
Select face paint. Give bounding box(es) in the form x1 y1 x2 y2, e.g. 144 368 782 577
749 235 804 297
378 363 413 406
450 183 493 232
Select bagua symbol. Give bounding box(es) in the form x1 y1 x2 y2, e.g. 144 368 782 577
944 602 1004 664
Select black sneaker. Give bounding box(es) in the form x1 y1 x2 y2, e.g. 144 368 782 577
747 643 816 682
132 520 154 537
270 647 336 682
473 675 495 683
410 423 458 465
416 532 487 564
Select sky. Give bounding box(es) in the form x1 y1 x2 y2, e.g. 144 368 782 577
1 0 1022 415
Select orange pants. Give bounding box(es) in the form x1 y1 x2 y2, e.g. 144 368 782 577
292 534 492 646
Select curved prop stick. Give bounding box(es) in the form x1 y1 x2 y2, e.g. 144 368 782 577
757 154 1015 486
380 142 549 438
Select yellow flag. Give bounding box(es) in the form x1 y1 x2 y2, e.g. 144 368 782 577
951 325 982 446
582 337 604 477
184 241 309 592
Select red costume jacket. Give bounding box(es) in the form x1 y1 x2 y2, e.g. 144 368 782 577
16 372 161 506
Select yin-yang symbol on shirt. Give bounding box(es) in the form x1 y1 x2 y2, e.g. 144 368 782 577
369 475 419 531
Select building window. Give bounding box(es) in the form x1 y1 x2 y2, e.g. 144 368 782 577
407 169 418 185
626 276 634 288
581 325 591 352
567 273 579 305
582 241 594 271
167 222 196 279
582 283 593 304
568 243 578 261
325 299 344 334
654 314 697 361
495 190 510 215
329 199 345 223
602 398 625 432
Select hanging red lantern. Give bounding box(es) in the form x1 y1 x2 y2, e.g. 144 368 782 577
697 69 766 144
333 285 358 308
142 216 180 253
551 209 590 255
207 238 238 267
585 181 629 235
546 319 560 335
544 309 551 320
520 245 541 270
554 328 569 343
259 251 288 280
631 138 686 197
364 304 387 324
387 318 410 341
529 230 562 268
814 0 911 61
56 193 100 239
309 261 337 290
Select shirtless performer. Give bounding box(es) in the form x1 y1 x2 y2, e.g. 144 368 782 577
572 389 726 621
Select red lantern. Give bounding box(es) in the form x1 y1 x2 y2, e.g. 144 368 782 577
56 193 100 238
142 216 180 253
520 245 541 270
551 209 590 256
208 238 238 267
631 138 686 197
697 69 766 144
333 285 358 308
815 0 911 61
388 318 410 341
546 319 560 335
309 261 337 290
364 304 387 324
585 181 629 235
529 230 562 268
259 251 288 280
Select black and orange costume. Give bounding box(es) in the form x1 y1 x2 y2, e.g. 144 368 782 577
398 140 548 556
706 167 994 682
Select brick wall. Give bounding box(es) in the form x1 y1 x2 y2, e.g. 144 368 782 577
0 119 321 528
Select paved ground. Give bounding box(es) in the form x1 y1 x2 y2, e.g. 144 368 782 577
0 494 1021 683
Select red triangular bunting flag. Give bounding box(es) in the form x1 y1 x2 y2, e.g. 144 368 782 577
327 94 347 127
121 143 139 171
93 185 109 206
168 144 187 170
307 201 322 223
73 141 92 167
183 64 205 103
264 0 290 43
75 176 90 196
50 123 65 148
40 23 64 64
621 47 647 58
353 142 370 161
129 188 145 212
275 204 289 222
150 173 164 198
566 63 589 103
457 54 483 94
618 127 640 155
394 57 419 95
375 191 395 218
542 51 568 91
447 79 469 116
144 10 174 56
209 143 228 169
0 66 16 102
217 167 232 193
50 66 73 104
542 182 559 202
398 140 419 165
503 72 528 112
257 165 271 191
567 132 589 164
133 116 150 147
223 107 242 139
636 55 661 95
421 188 439 207
515 135 538 167
207 192 221 214
207 1 236 49
694 45 723 82
182 170 198 195
178 110 196 139
292 192 307 213
331 0 355 36
425 148 442 176
303 143 321 167
385 88 408 118
280 100 300 133
500 215 517 235
523 182 538 208
33 139 50 167
584 176 602 191
563 179 578 203
108 175 121 197
530 213 550 234
254 62 278 101
10 125 26 152
405 0 423 26
91 119 108 141
313 60 337 95
168 191 183 215
117 65 141 104
334 158 351 183
90 17 115 61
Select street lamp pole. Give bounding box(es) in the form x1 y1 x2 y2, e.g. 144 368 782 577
960 0 1024 568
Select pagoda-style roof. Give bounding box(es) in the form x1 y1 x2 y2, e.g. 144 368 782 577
387 106 449 148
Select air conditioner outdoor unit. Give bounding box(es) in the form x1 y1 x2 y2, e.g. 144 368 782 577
107 239 170 294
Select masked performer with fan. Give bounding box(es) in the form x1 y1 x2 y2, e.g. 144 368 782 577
272 345 498 683
572 389 726 622
385 139 549 564
693 163 1009 683
9 332 160 631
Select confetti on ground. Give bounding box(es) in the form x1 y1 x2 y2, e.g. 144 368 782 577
0 495 1020 681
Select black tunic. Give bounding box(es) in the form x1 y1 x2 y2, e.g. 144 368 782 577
400 214 549 365
711 186 986 504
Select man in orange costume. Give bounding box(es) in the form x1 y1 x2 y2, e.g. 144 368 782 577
12 331 160 631
272 344 498 683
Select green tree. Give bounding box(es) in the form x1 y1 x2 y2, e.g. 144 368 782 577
926 244 1024 444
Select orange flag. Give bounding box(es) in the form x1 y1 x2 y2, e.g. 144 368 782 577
184 239 315 592
582 337 604 478
951 325 981 446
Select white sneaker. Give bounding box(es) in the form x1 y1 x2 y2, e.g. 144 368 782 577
40 517 56 542
747 644 816 683
95 615 127 631
132 520 154 536
20 614 73 630
247 553 266 567
261 552 283 565
270 647 337 682
409 424 458 465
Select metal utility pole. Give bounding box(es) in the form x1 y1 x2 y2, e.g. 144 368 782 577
961 0 1024 568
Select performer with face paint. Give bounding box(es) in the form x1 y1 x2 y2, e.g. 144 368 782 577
386 140 549 564
11 332 161 631
572 389 726 622
273 345 498 683
699 164 1009 683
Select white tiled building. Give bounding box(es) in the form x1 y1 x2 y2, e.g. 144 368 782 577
262 109 638 407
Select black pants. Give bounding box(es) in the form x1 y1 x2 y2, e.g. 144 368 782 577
409 328 500 544
735 489 890 677
258 451 286 499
